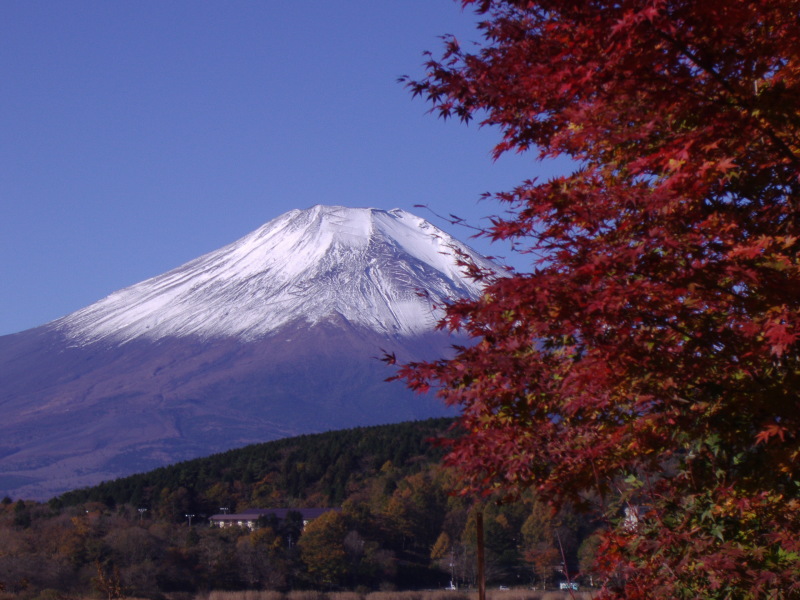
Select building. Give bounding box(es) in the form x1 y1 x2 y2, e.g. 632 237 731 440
209 507 337 530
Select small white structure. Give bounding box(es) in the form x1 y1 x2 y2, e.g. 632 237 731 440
560 582 579 591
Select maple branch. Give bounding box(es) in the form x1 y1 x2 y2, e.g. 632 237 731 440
653 28 800 172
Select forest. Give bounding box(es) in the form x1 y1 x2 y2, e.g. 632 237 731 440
0 419 601 599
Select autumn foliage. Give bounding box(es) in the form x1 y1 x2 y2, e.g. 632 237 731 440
399 1 800 597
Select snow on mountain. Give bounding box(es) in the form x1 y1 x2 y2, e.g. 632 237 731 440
0 205 504 499
57 205 499 345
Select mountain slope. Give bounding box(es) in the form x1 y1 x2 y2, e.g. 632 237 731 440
58 205 495 344
0 206 500 500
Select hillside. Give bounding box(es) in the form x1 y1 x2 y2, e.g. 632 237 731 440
1 419 600 599
54 418 456 513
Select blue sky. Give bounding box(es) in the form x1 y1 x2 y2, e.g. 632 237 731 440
1 1 565 336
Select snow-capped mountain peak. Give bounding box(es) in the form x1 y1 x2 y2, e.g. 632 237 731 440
56 205 500 344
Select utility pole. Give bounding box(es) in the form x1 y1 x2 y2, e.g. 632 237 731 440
477 510 486 600
449 547 456 589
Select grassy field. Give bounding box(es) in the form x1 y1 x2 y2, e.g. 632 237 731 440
195 590 598 600
47 587 597 600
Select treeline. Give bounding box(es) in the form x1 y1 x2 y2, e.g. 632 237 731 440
0 420 602 599
55 418 455 514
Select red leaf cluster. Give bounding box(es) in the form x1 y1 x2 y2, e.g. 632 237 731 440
401 0 800 596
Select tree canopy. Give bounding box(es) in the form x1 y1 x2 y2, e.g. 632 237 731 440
399 1 800 597
0 422 594 597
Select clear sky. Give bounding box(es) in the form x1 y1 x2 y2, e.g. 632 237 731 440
1 1 566 337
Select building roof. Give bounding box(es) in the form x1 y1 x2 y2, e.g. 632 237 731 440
209 507 338 521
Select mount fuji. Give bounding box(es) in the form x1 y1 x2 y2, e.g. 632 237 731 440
0 206 501 500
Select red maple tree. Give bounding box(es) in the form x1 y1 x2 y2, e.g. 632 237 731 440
398 1 800 597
